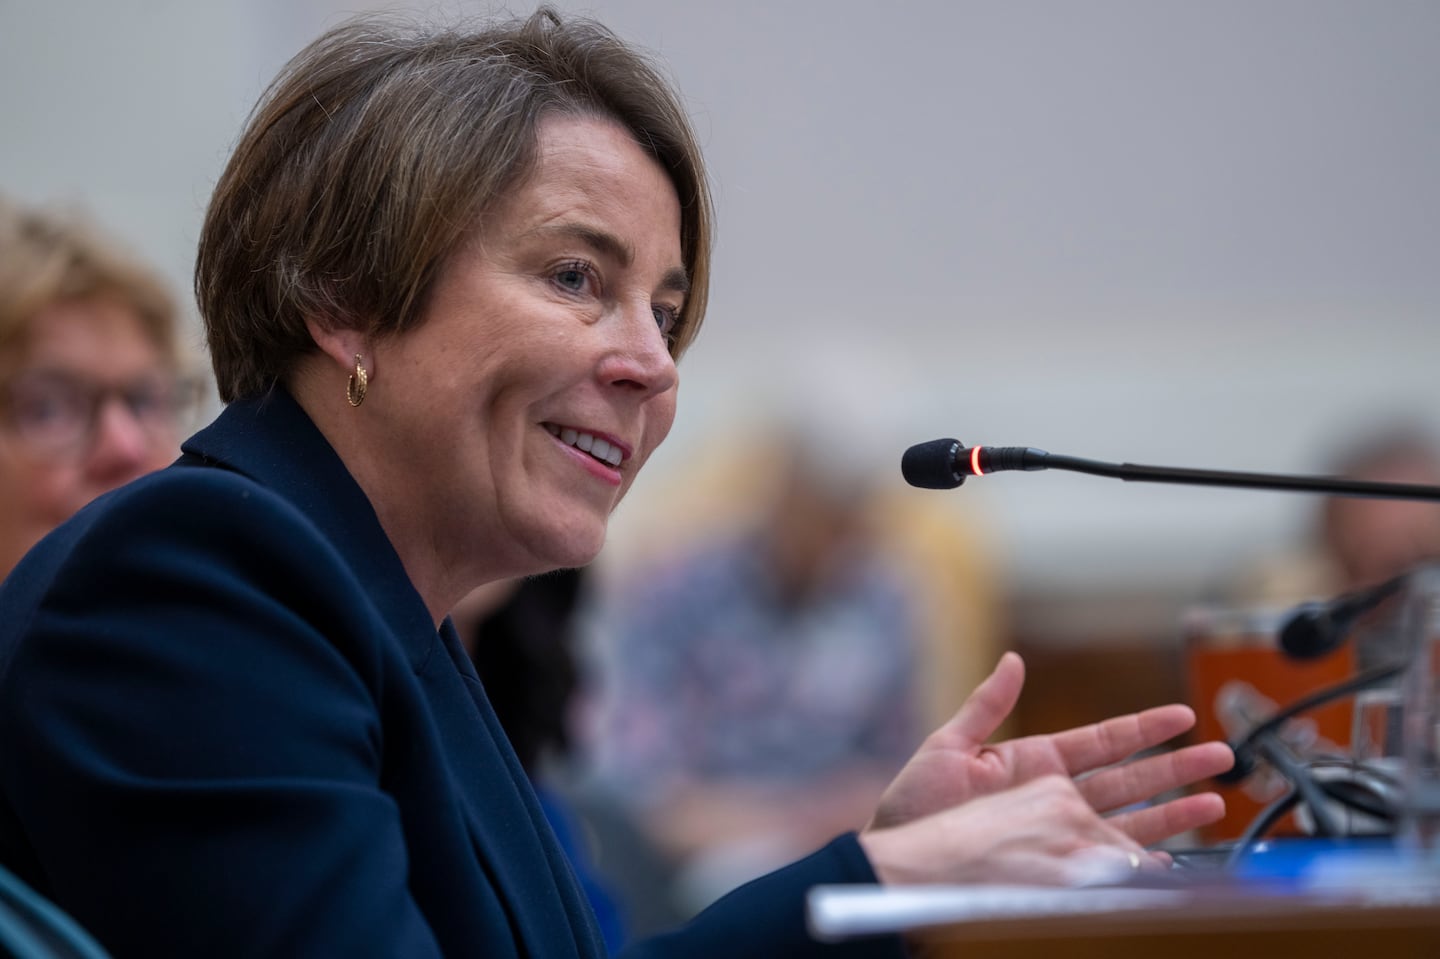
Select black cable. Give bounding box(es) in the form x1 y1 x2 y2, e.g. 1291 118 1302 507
1251 732 1342 837
1307 756 1405 792
1226 790 1303 872
1220 759 1402 871
1323 779 1398 823
1218 661 1406 785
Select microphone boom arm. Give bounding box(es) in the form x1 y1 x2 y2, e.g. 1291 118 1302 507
978 447 1440 502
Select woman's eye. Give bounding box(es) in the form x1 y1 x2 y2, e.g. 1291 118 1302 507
653 305 680 342
554 262 593 294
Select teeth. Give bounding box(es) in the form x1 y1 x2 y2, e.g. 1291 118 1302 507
548 424 623 467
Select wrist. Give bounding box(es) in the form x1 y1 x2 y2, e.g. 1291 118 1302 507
856 825 922 886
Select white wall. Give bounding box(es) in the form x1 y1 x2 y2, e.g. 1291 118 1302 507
4 0 1437 593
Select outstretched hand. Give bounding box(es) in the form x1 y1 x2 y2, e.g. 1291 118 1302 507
866 652 1232 848
859 774 1174 887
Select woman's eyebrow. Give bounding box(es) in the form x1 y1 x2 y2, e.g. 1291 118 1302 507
532 221 689 294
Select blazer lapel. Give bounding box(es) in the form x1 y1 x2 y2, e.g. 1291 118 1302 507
429 621 607 958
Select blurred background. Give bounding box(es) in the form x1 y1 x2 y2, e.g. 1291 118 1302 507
6 0 1438 928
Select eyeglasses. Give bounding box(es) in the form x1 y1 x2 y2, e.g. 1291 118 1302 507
0 370 201 458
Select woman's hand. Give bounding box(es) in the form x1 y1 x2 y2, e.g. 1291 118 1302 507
859 774 1171 886
862 651 1232 874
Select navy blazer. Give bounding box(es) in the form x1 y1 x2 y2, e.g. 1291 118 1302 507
0 390 905 959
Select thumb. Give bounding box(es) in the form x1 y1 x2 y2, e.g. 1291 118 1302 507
934 651 1025 750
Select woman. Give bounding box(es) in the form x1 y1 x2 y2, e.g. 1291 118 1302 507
0 10 1230 959
0 197 191 579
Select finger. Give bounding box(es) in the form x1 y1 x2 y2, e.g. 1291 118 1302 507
1047 704 1200 777
1078 741 1235 813
1108 791 1226 847
1061 845 1149 886
1065 846 1175 881
930 651 1025 749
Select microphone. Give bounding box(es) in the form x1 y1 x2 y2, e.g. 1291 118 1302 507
900 439 1047 490
1277 574 1409 660
901 438 1440 501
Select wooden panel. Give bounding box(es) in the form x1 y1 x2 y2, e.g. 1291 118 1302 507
1011 638 1185 738
914 901 1440 959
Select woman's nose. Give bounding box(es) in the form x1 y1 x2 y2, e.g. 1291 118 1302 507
602 305 678 397
86 396 167 478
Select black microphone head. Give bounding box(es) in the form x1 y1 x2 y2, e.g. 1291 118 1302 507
1278 603 1341 660
902 438 964 489
1214 745 1258 785
1279 574 1408 661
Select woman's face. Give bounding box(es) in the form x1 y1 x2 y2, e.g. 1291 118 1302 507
0 299 180 571
365 114 685 583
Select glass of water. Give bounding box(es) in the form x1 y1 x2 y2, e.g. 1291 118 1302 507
1398 566 1440 864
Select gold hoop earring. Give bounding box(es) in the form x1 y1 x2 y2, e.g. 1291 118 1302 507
346 354 368 408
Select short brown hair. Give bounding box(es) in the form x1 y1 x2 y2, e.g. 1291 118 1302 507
197 7 713 403
0 195 182 370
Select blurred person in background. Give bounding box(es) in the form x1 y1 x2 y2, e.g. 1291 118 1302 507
1318 424 1440 595
0 195 194 579
583 425 927 914
1310 425 1440 671
1227 422 1440 639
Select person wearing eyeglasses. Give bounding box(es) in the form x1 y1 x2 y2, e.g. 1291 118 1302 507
0 196 196 580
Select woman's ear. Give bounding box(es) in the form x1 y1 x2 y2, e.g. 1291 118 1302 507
304 316 373 380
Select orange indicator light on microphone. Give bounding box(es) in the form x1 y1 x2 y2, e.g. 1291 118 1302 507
971 445 984 476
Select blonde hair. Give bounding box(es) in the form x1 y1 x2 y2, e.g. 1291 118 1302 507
0 195 181 369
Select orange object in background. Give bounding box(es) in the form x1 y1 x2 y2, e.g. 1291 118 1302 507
1183 607 1356 843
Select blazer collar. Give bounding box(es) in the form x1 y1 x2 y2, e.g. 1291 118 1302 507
179 387 439 671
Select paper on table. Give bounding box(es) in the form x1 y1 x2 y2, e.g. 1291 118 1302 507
806 884 1190 941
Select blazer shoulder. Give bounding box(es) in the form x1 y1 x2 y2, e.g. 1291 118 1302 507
69 464 340 572
3 464 355 645
0 458 403 710
97 462 320 535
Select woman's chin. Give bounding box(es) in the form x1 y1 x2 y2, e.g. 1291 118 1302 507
524 526 607 575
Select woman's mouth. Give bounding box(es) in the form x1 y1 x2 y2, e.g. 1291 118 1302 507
544 423 625 467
